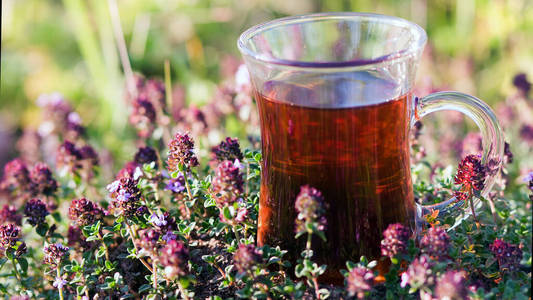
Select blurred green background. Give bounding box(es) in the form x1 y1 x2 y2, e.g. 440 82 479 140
1 0 532 171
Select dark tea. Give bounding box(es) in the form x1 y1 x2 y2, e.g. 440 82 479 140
256 73 416 283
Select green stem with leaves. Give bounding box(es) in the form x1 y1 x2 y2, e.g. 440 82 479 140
57 268 65 300
125 223 154 273
97 231 110 261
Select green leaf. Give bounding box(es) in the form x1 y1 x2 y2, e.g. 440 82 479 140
17 257 28 273
36 223 49 237
223 206 232 220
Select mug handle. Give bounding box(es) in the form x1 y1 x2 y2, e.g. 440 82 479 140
412 91 505 226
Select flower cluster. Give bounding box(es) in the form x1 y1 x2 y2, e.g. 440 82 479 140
0 158 30 195
160 240 189 279
489 239 523 272
107 178 143 218
134 146 159 168
346 266 374 299
233 243 262 274
0 223 21 249
435 270 468 300
401 255 435 288
211 160 244 206
0 205 22 225
43 243 69 268
56 140 83 174
167 132 199 172
130 97 157 138
212 137 243 162
138 228 161 258
149 212 177 241
294 185 327 236
380 223 411 258
454 154 487 192
68 198 104 226
420 226 450 261
24 198 49 226
29 163 58 196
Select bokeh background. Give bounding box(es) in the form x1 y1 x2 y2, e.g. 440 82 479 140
1 0 532 182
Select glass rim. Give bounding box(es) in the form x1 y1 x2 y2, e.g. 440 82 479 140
237 12 427 68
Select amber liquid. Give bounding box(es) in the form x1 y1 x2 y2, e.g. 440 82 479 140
256 73 415 284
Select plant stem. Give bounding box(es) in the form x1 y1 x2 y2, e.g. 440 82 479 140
177 280 190 300
152 259 158 290
97 231 110 261
232 224 241 242
312 277 321 300
10 258 23 282
183 174 193 217
306 232 312 257
125 223 154 273
57 268 65 300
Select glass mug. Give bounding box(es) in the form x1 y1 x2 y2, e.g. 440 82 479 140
238 12 504 283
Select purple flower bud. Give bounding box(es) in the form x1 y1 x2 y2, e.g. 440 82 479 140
211 137 244 163
233 243 262 274
294 185 327 235
420 227 450 261
29 163 58 197
134 146 159 168
68 198 104 226
56 140 83 174
79 145 99 167
24 198 49 226
435 270 468 300
116 161 141 180
0 223 21 249
0 205 22 225
381 223 411 258
513 73 531 96
346 266 374 298
211 160 244 207
43 243 69 268
167 132 199 172
53 276 68 290
455 154 486 191
130 97 156 138
160 240 189 278
489 239 522 272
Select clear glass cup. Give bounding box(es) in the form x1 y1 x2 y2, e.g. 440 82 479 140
238 12 504 283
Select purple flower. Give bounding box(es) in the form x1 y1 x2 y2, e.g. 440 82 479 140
160 240 189 278
211 137 244 163
129 97 157 138
346 267 375 298
139 229 161 257
0 158 30 194
294 185 327 235
233 243 262 274
29 163 58 197
513 73 531 96
489 239 522 272
56 140 83 174
381 223 411 258
53 276 67 289
68 198 104 226
0 205 22 226
150 213 168 227
24 198 49 226
108 178 142 218
211 160 244 207
524 172 533 193
420 226 450 261
165 174 186 193
43 243 69 268
167 132 199 172
455 154 486 191
115 161 141 180
435 270 468 300
134 146 159 168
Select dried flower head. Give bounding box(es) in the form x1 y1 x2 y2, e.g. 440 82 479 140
107 178 142 218
0 223 21 249
212 137 243 162
56 140 83 174
160 240 189 279
68 198 104 226
294 185 327 235
43 243 69 268
400 255 435 288
435 270 468 300
233 243 262 274
420 226 450 260
29 163 58 196
381 223 411 258
489 239 523 272
139 229 161 257
0 158 30 194
167 132 199 172
0 205 22 225
24 198 49 226
211 160 244 207
455 154 486 191
346 266 375 299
